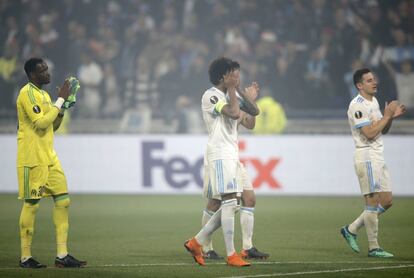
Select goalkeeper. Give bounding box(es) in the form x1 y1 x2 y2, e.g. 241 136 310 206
16 58 85 268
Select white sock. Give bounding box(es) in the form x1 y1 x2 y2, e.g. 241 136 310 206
240 207 254 250
57 253 68 259
349 204 389 235
20 256 31 263
364 206 379 250
221 199 237 257
201 209 214 252
348 211 364 234
195 208 221 246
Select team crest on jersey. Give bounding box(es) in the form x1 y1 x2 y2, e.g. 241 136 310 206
210 96 218 104
354 111 363 119
33 105 41 114
31 189 37 197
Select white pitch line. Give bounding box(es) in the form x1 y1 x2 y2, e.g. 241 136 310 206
1 261 413 270
220 264 414 278
97 261 414 267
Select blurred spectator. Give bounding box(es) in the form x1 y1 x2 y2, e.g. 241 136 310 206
0 0 413 127
0 43 19 115
77 53 103 118
66 21 88 75
102 63 122 118
304 46 331 107
124 55 159 110
253 88 287 134
344 59 364 99
38 13 60 65
4 16 21 49
383 59 414 110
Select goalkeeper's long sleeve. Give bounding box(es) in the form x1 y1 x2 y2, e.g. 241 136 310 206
33 98 65 130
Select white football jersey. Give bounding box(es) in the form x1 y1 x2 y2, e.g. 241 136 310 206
347 94 384 162
201 87 239 162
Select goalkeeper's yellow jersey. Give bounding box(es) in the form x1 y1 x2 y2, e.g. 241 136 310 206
17 82 60 167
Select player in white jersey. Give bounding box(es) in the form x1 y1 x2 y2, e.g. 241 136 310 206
200 84 269 259
184 57 266 267
341 68 406 258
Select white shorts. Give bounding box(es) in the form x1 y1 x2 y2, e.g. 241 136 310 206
354 161 391 195
203 160 251 200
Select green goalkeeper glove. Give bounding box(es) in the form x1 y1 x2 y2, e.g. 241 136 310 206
63 77 80 109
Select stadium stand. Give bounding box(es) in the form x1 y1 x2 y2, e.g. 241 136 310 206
1 0 413 133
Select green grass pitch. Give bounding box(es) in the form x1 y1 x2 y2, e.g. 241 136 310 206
0 194 413 277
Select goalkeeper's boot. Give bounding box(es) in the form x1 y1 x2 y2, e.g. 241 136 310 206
368 248 394 258
203 250 223 260
55 254 87 268
227 252 250 267
240 247 269 259
184 238 205 266
340 226 360 253
19 257 46 268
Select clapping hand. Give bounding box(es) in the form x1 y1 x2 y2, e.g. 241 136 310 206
243 82 260 101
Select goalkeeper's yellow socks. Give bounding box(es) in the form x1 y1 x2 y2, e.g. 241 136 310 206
53 194 70 258
19 200 40 261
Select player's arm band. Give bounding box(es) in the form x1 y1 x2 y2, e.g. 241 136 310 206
355 121 371 129
214 100 226 114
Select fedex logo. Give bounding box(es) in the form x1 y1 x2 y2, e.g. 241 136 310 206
238 141 281 189
142 140 281 189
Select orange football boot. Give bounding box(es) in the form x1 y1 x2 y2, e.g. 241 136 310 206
227 252 251 267
184 238 205 266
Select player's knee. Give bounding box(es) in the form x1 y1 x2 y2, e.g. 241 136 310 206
23 199 40 212
54 195 70 208
206 199 221 212
241 190 256 207
243 198 256 208
383 200 392 210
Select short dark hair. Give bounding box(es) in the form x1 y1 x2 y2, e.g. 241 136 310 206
208 57 240 85
353 68 371 89
24 58 44 78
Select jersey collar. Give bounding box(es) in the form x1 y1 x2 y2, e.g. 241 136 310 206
28 82 44 94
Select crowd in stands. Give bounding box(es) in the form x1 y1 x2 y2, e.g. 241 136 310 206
1 0 413 132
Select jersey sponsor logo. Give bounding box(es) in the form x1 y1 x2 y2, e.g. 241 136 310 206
238 140 281 189
142 141 203 189
210 96 218 104
33 105 41 114
142 140 282 190
354 111 363 119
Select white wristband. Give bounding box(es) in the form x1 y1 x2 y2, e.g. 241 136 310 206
54 97 65 109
